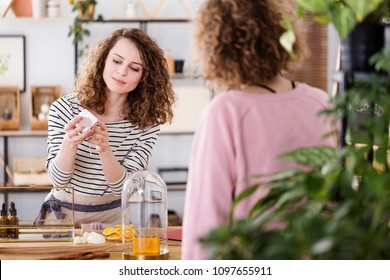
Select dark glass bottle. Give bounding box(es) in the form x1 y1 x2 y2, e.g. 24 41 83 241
8 202 19 239
0 203 8 239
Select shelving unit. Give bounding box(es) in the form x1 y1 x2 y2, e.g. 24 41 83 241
0 130 48 186
0 131 48 207
74 18 191 74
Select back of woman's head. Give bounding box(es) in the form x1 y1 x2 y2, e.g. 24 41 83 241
194 0 308 90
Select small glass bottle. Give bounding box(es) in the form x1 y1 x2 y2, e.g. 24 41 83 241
165 49 175 76
0 203 8 239
38 96 50 121
8 202 19 239
46 0 60 18
125 0 138 18
2 108 12 120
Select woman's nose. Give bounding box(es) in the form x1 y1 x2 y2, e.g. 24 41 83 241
117 66 128 76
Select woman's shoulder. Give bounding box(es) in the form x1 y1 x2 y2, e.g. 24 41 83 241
295 83 331 104
52 93 75 104
52 93 82 109
50 93 84 118
207 89 267 114
199 90 252 124
297 83 328 97
208 90 245 108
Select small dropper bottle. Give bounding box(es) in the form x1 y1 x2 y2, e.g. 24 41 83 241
8 202 19 239
0 203 8 239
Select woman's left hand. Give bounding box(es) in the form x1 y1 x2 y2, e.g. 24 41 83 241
87 121 110 154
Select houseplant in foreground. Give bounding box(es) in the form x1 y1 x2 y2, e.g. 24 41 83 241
200 0 390 259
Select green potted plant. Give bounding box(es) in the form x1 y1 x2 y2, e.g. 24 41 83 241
298 0 389 72
67 0 103 58
296 0 387 38
200 0 390 259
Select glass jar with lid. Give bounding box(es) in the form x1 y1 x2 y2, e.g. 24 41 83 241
122 170 169 260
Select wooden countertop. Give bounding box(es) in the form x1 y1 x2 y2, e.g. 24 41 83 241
0 227 182 260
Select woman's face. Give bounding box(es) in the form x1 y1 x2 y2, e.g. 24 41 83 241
103 37 144 95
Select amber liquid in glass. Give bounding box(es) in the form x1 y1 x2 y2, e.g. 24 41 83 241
133 236 160 254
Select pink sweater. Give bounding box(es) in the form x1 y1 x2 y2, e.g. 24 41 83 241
182 83 338 259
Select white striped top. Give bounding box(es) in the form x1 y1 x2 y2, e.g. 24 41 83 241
46 94 160 197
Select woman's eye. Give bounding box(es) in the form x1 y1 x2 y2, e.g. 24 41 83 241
131 67 140 72
113 59 121 64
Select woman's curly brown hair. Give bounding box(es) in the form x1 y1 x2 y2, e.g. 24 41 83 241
75 28 175 130
194 0 308 91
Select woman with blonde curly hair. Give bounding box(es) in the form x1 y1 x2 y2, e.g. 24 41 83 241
35 28 175 227
182 0 338 259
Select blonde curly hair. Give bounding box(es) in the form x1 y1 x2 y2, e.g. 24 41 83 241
194 0 308 91
75 28 175 130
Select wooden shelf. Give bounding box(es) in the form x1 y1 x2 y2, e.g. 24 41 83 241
85 18 191 23
0 130 47 137
0 17 191 23
0 17 73 22
0 185 52 193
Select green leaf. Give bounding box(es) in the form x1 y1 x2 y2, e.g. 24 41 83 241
374 146 388 169
369 47 390 72
231 183 261 215
304 174 327 200
279 146 337 168
297 5 306 18
276 188 306 208
344 0 384 22
297 0 328 13
311 237 334 254
312 14 331 25
279 30 297 59
279 16 297 60
329 1 356 38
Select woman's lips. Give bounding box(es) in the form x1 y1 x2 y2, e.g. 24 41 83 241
112 76 126 85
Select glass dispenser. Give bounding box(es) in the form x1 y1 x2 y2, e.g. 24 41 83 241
122 170 169 260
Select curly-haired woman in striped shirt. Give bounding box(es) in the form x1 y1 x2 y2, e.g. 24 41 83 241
35 28 175 227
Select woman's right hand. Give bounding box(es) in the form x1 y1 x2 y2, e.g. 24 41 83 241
53 116 96 173
63 116 95 146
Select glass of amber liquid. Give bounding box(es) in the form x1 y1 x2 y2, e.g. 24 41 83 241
121 170 169 260
133 236 160 255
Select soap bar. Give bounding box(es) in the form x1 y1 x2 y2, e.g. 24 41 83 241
77 109 98 133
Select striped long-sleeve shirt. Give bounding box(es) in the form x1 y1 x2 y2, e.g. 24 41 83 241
46 93 160 197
